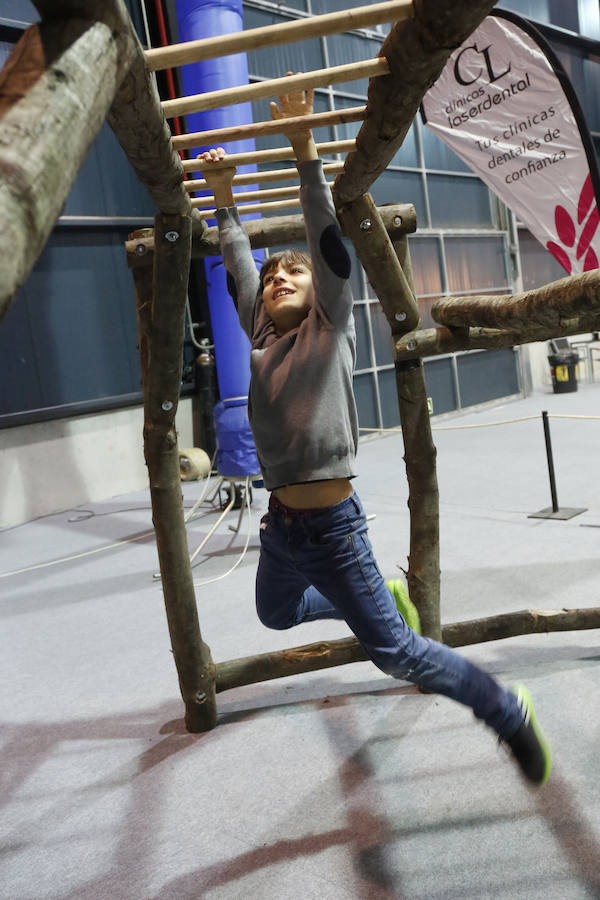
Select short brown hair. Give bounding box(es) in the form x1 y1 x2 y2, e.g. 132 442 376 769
258 249 312 293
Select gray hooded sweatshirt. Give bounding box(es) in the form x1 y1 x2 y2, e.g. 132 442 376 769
215 158 359 491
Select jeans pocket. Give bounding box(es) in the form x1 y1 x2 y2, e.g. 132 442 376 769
309 514 354 546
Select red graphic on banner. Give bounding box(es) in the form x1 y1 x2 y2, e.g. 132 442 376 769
577 174 595 224
546 175 599 273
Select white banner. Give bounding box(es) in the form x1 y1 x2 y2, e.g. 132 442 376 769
421 12 600 275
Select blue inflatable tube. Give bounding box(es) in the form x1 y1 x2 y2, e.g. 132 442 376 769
175 0 262 477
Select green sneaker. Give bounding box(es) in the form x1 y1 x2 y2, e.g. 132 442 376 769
386 579 421 635
505 684 552 786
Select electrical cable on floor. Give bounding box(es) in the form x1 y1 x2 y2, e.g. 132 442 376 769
0 473 256 585
0 527 158 579
192 476 254 588
3 414 597 580
0 450 222 580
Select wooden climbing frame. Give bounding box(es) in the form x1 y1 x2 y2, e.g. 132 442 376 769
0 0 598 733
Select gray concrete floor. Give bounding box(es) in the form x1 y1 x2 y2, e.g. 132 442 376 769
1 384 599 899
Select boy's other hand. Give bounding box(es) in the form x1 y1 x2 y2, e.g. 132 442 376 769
270 72 317 162
197 148 237 208
270 72 314 125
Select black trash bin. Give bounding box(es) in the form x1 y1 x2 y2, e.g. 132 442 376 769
548 346 579 393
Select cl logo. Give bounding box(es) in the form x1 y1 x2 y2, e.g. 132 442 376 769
454 43 512 86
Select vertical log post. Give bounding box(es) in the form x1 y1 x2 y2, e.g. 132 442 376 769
131 217 217 733
334 194 441 639
393 235 441 641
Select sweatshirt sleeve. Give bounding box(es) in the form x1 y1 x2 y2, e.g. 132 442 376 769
214 206 260 340
297 158 353 328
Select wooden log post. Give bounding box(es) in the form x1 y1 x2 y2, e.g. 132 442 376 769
132 215 217 733
335 193 419 333
106 33 191 217
390 235 441 641
334 0 498 206
0 7 137 320
334 193 441 639
394 354 441 640
31 0 191 218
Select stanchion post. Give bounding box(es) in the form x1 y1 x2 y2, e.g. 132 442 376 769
542 410 559 514
528 410 587 521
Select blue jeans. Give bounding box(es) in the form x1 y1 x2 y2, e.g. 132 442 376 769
256 491 523 739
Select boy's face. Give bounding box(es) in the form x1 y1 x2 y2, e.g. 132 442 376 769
261 261 314 334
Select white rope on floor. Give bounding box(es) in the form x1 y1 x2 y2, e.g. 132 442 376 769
0 528 158 580
359 412 600 433
192 476 255 588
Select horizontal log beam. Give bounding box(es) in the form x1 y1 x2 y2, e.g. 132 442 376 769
215 606 600 693
146 0 412 70
181 139 356 172
395 315 600 359
163 60 388 118
172 107 365 151
334 0 498 205
432 269 600 331
184 162 345 190
126 202 416 266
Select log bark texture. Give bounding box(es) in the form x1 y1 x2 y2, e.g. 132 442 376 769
34 1 190 216
396 316 600 359
0 0 194 320
126 203 417 266
395 358 441 640
107 36 191 217
215 607 600 693
336 193 419 334
432 269 600 332
0 10 135 319
390 234 441 641
334 0 498 205
134 213 217 733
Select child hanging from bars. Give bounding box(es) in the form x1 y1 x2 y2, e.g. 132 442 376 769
200 76 551 787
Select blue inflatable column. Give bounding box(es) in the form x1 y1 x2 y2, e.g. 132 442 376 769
175 0 262 477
